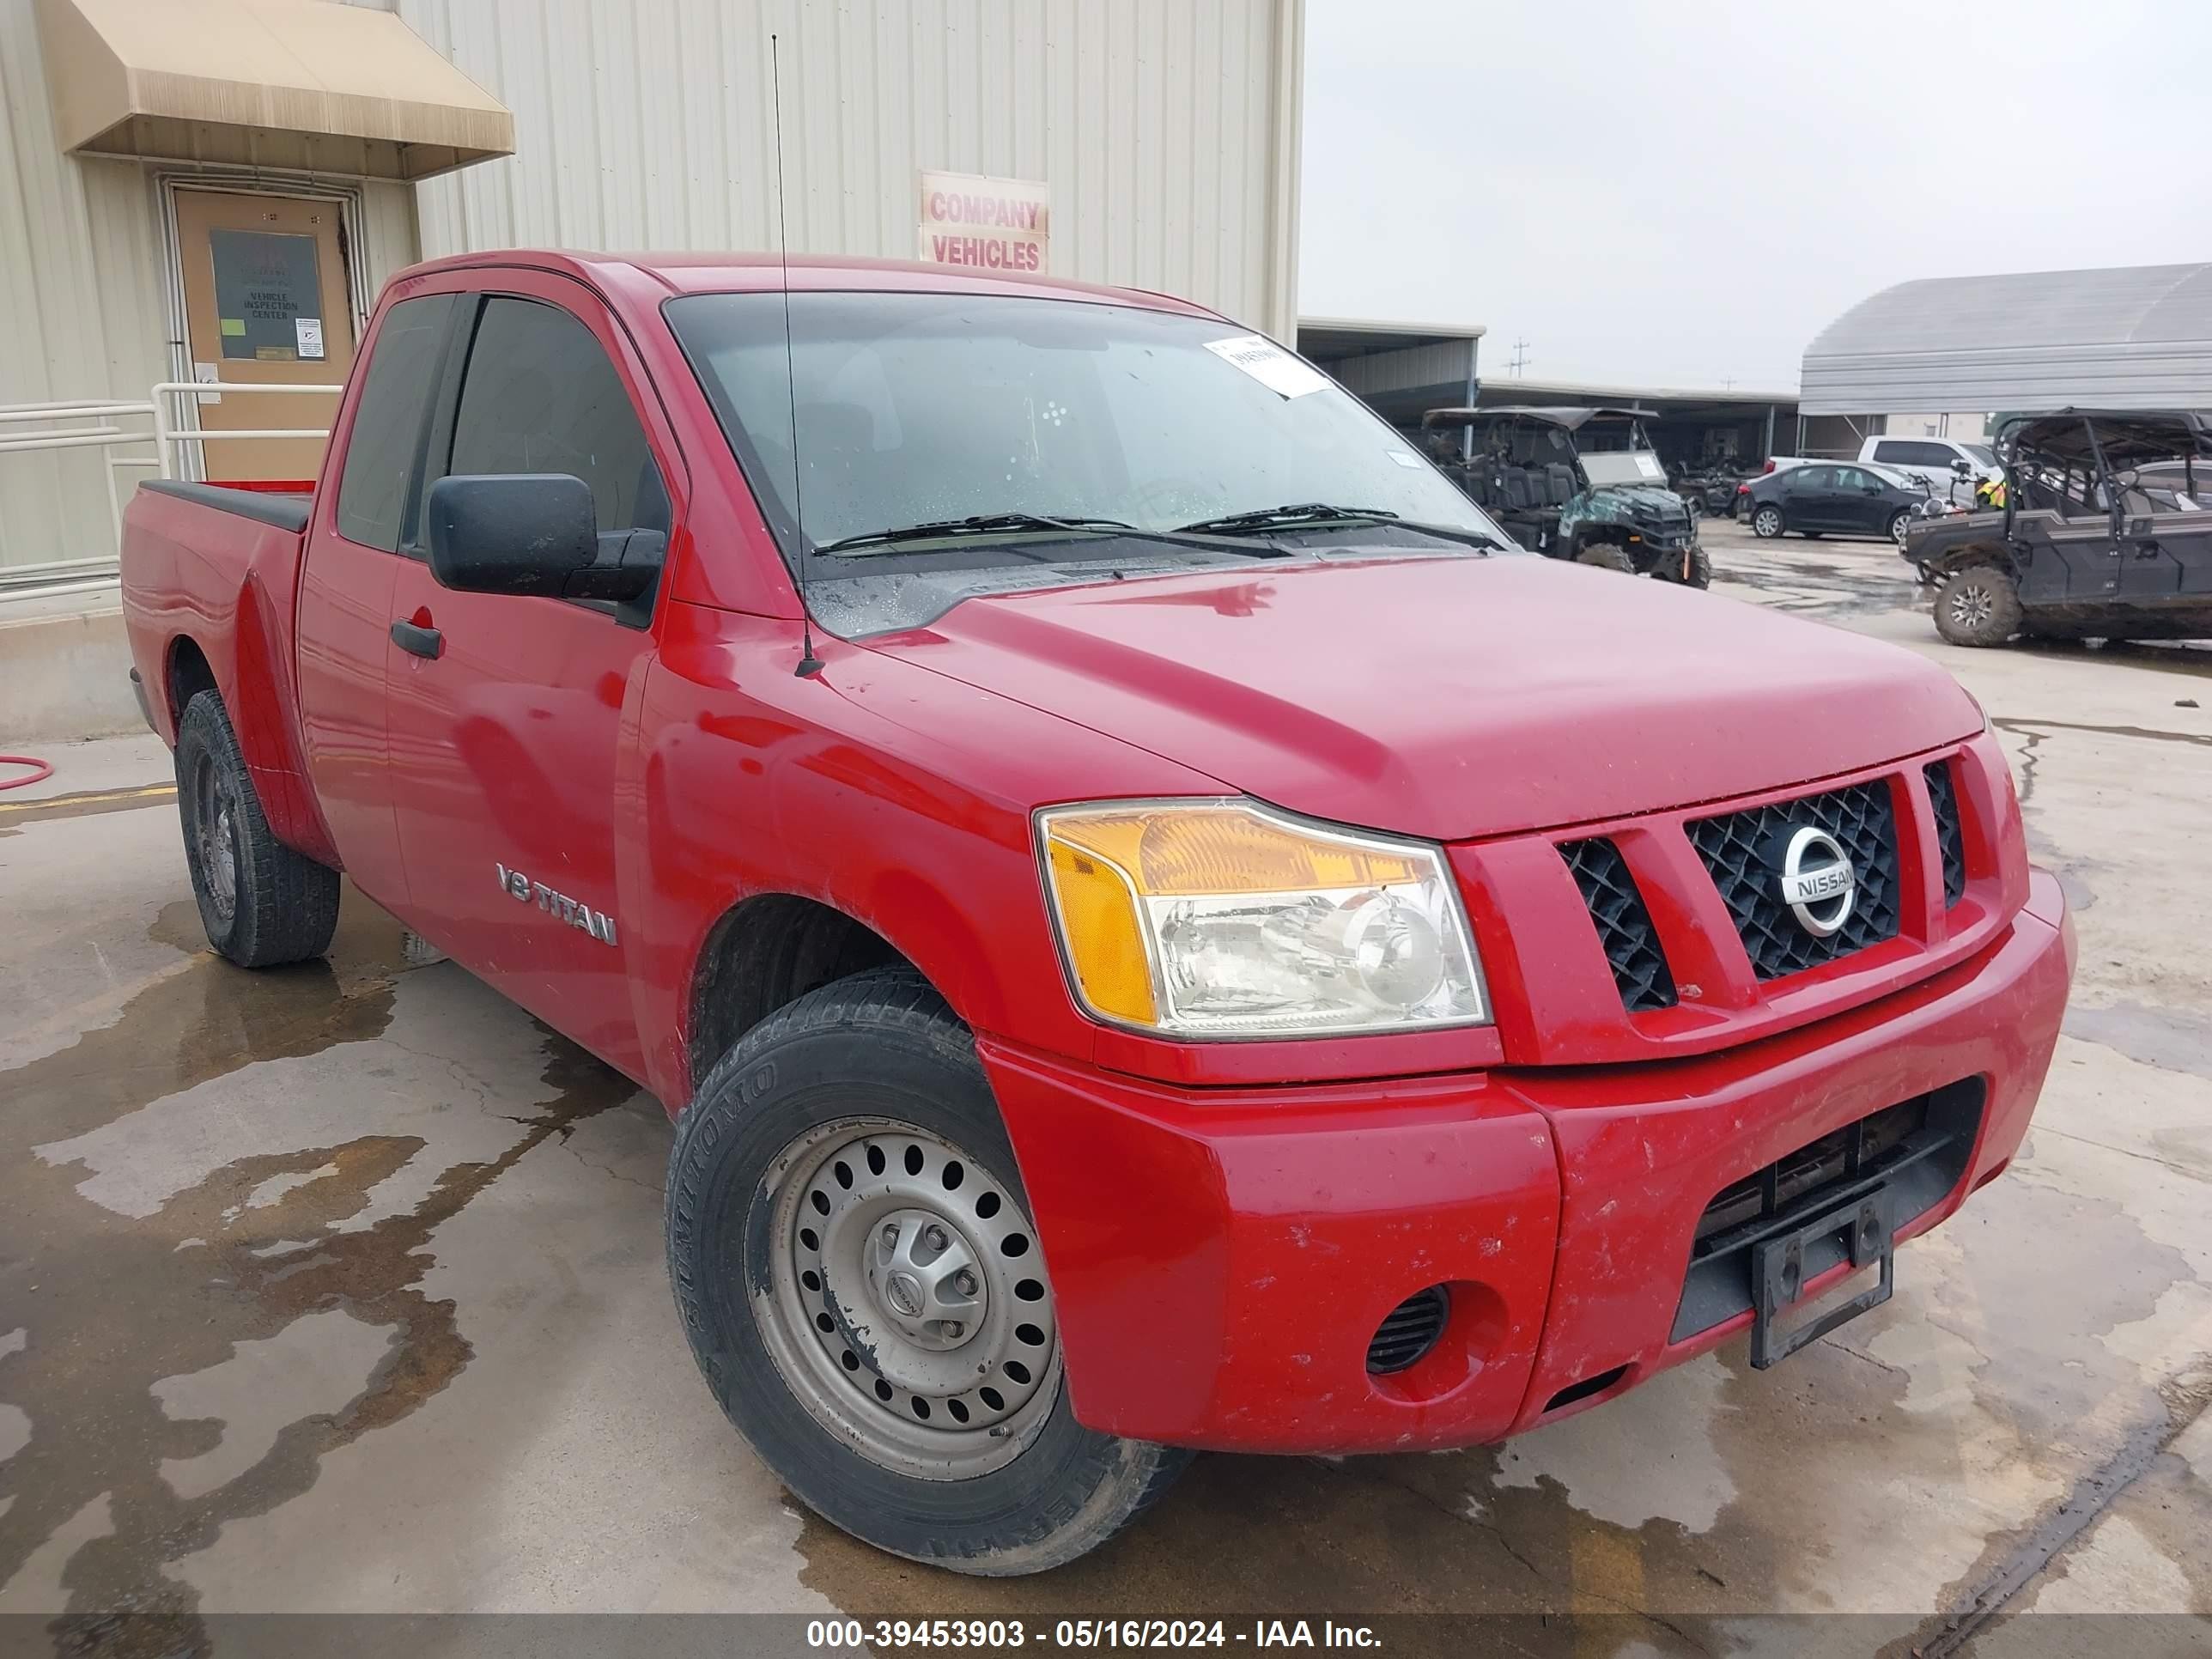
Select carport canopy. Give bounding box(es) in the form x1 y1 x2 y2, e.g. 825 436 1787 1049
1801 264 2212 416
33 0 514 180
1297 316 1487 428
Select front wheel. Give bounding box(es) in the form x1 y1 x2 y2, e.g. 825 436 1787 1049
1887 509 1912 550
1574 543 1635 573
666 967 1189 1575
1658 544 1713 589
1751 504 1784 538
1932 566 2023 647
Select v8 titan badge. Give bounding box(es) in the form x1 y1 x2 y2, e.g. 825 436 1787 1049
1778 825 1856 937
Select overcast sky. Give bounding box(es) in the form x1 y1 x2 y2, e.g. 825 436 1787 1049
1298 0 2212 390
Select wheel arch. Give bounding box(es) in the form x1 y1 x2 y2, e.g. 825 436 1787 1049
165 633 221 730
682 890 949 1109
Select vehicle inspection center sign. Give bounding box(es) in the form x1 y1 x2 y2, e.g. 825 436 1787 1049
918 170 1050 273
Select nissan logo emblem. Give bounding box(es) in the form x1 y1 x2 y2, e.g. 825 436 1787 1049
1778 826 1856 937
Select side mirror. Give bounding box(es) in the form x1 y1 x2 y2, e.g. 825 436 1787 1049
425 474 663 605
1952 459 1972 475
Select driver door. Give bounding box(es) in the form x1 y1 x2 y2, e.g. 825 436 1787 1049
1788 466 1840 530
381 276 678 1078
1832 465 1887 534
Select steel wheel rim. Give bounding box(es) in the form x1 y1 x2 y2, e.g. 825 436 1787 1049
1949 581 1994 629
754 1115 1060 1480
192 750 238 923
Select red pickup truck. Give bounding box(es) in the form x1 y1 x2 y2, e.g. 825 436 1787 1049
120 250 2074 1576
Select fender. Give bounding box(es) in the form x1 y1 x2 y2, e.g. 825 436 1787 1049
627 602 1227 1111
119 487 341 866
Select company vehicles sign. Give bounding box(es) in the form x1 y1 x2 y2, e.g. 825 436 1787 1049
918 170 1050 273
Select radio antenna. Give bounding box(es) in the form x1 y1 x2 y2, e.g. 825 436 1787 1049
771 31 823 678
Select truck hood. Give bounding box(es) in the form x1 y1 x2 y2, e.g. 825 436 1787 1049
872 554 1984 842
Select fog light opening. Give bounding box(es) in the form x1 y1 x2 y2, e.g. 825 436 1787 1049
1367 1285 1449 1376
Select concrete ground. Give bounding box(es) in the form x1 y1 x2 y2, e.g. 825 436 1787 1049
2 524 2209 1655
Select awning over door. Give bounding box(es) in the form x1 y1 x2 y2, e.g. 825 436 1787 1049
34 0 514 181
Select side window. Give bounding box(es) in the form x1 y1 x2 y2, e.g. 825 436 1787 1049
335 295 457 550
444 296 669 535
1871 441 1906 464
1795 466 1833 490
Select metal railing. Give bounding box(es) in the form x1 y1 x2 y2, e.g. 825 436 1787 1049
0 384 339 599
149 381 342 478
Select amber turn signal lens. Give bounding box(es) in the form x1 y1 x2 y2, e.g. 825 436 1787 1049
1036 799 1486 1039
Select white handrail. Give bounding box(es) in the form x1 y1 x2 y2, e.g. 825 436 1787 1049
0 403 162 581
0 384 344 597
0 402 159 425
149 380 343 479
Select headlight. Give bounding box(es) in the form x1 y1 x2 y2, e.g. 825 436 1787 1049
1035 798 1487 1038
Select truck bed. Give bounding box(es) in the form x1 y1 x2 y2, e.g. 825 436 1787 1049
118 477 335 863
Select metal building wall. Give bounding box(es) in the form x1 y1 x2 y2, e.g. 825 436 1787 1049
393 0 1304 338
0 0 422 578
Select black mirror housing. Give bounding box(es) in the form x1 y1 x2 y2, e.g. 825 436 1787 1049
426 474 600 598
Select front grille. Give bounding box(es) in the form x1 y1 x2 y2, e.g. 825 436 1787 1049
1367 1285 1450 1374
1925 760 1966 906
1559 838 1676 1012
1687 780 1901 981
1670 1081 1984 1341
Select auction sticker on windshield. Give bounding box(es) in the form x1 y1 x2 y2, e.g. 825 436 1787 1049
1204 333 1328 398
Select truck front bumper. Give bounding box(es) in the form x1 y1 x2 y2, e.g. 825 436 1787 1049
981 871 2073 1454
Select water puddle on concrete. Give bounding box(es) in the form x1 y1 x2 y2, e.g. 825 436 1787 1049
0 889 634 1654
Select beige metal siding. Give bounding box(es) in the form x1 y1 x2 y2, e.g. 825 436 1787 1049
396 0 1303 337
0 0 166 576
0 0 423 578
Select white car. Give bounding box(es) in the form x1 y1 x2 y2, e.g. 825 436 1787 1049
1859 434 2000 501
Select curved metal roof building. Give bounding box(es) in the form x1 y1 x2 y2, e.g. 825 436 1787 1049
1800 264 2212 415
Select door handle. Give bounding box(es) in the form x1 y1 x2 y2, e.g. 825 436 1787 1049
391 618 443 659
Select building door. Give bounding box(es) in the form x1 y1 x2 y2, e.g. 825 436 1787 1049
173 189 357 486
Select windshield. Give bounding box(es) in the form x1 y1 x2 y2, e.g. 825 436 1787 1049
665 291 1505 567
1579 451 1668 487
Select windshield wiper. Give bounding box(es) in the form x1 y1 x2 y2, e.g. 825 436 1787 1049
817 512 1272 558
1174 502 1503 551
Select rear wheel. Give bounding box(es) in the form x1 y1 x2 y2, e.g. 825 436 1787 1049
666 967 1189 1574
1751 504 1784 538
174 691 340 967
1574 543 1635 573
1932 566 2023 647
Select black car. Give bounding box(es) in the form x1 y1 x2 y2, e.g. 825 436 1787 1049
1742 462 1929 549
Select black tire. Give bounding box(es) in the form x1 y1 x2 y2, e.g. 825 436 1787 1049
1751 503 1784 538
174 690 340 967
1932 565 2023 647
1887 510 1915 550
666 966 1190 1575
1574 543 1635 573
1658 544 1713 589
